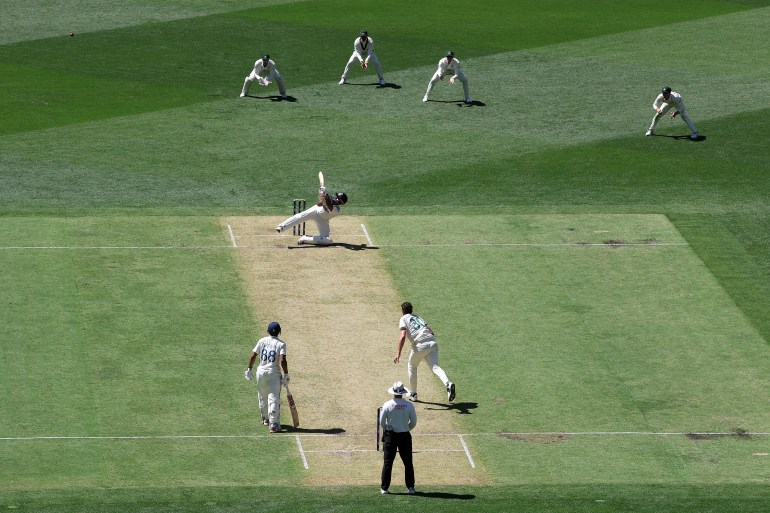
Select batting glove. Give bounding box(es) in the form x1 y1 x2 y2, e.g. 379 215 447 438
244 368 253 381
281 374 290 385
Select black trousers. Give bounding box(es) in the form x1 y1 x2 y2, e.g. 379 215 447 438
381 430 414 490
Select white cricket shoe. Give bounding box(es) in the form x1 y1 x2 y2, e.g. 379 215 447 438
275 225 282 233
690 131 699 140
447 382 456 402
239 93 246 98
380 489 389 495
465 97 472 104
269 424 280 433
379 78 385 86
645 129 654 137
422 95 428 103
339 78 346 85
408 392 418 402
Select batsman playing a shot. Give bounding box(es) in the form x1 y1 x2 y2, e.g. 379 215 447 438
393 302 456 403
244 322 290 433
275 174 348 246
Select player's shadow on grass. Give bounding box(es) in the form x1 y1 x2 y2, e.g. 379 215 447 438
344 82 402 89
419 401 478 415
426 99 485 107
387 490 475 499
283 426 345 434
406 491 476 500
242 94 297 102
659 134 706 142
288 242 378 251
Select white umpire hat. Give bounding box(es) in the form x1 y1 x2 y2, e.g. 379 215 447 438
387 381 408 395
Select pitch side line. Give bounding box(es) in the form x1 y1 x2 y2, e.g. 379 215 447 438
226 224 237 247
295 435 309 469
360 224 375 246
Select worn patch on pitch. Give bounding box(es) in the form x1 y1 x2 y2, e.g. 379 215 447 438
221 216 486 486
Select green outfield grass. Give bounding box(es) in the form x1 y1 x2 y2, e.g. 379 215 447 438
3 0 770 511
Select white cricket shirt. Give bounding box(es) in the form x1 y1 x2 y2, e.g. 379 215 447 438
379 398 417 433
399 313 435 344
252 335 286 372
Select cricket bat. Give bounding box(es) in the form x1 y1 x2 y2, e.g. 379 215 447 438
318 171 325 188
285 384 300 428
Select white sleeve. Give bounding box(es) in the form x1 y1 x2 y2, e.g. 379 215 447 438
652 94 664 109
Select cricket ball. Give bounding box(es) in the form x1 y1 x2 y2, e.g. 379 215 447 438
69 32 75 37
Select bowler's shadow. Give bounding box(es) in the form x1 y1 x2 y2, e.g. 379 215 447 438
288 242 378 251
418 401 478 415
283 426 345 434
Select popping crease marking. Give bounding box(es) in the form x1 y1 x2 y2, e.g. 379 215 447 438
4 431 767 441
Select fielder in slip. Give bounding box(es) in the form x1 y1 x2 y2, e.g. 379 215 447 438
240 54 287 99
275 174 348 246
646 86 699 140
423 50 471 104
339 29 385 86
244 322 290 433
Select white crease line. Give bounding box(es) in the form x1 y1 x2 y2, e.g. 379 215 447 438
295 434 309 469
0 242 689 250
0 246 234 250
360 224 375 246
459 435 476 469
226 224 237 248
4 431 766 441
379 242 690 248
303 449 465 454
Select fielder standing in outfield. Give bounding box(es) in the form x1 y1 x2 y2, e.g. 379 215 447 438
275 182 348 246
339 30 385 86
379 381 417 495
244 322 290 433
393 302 456 402
646 86 699 140
240 54 287 99
423 50 471 104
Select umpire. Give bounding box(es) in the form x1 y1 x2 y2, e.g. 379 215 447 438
379 381 417 495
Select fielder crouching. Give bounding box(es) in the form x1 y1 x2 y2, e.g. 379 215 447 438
276 183 348 246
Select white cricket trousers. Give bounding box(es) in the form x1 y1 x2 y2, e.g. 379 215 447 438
425 71 470 101
648 104 697 134
342 52 384 80
242 69 286 97
408 340 450 395
277 204 333 244
256 369 282 426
